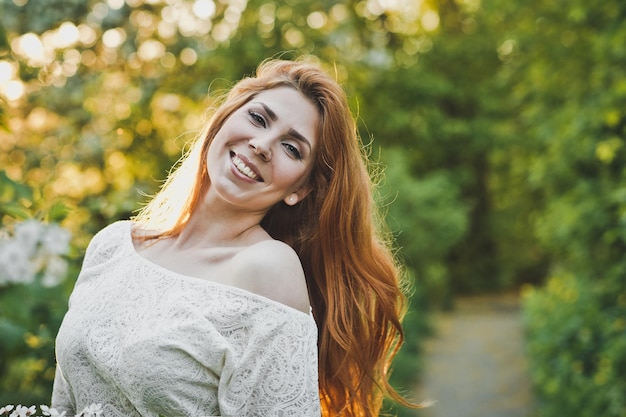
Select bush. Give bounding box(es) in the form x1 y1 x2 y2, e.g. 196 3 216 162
0 171 76 405
523 272 626 417
378 147 469 309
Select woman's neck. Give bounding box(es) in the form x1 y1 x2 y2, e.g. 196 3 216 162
174 199 270 250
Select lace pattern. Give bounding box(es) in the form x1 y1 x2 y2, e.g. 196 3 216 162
52 221 321 417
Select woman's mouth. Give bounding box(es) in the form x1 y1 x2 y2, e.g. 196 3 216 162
231 152 263 182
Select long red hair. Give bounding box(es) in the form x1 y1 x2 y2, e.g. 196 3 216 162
134 58 417 416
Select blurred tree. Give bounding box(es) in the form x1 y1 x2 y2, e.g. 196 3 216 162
379 148 468 307
351 0 549 294
492 0 626 415
0 11 8 131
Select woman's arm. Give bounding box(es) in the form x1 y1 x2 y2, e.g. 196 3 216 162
218 314 320 417
51 365 76 416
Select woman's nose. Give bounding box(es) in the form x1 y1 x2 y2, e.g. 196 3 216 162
248 137 271 161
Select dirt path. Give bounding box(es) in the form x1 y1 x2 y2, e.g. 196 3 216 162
414 294 536 417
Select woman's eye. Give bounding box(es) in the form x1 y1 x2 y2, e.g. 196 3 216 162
283 143 302 159
248 111 266 127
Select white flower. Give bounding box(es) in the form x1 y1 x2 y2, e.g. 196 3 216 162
40 405 66 417
0 240 36 285
40 224 71 256
40 405 53 416
41 256 69 287
0 405 15 414
0 405 75 417
8 404 36 417
14 220 44 256
0 220 72 288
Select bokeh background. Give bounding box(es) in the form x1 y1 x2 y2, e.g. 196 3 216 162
0 0 625 416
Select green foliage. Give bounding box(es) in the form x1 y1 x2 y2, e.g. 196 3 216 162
383 271 432 417
0 15 6 131
350 0 545 293
0 280 71 404
523 274 626 417
0 171 33 220
0 170 69 224
493 0 626 414
0 172 76 405
379 147 468 307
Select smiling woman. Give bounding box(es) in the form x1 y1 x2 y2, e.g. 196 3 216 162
205 86 317 212
51 57 423 417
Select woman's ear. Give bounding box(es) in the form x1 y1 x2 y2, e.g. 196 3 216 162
284 185 312 206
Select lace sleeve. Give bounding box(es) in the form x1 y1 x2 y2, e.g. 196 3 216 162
218 314 321 417
67 222 127 307
80 222 128 270
51 365 76 415
51 222 124 412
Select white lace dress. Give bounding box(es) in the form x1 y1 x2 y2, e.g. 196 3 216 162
52 221 321 417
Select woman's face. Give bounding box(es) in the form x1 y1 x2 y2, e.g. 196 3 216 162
206 86 319 212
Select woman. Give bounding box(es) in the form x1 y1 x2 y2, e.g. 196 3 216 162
52 58 416 416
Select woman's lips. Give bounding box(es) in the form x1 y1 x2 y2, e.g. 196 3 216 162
231 152 264 182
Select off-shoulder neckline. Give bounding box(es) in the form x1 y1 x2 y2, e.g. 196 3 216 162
111 221 314 320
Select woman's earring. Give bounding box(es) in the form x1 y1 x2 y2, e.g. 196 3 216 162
288 195 297 205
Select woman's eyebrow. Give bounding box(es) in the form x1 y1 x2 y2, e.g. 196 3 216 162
256 102 278 121
254 101 312 151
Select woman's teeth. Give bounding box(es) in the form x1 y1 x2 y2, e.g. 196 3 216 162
232 155 259 180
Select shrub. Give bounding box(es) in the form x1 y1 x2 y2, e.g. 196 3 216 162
0 171 75 405
523 272 626 417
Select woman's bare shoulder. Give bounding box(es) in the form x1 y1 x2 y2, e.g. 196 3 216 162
230 240 311 314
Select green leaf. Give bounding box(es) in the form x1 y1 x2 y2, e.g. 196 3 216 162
0 202 31 220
